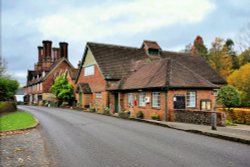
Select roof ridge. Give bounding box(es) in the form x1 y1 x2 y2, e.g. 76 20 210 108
87 42 140 50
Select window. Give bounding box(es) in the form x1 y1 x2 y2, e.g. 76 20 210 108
139 92 146 107
201 100 212 111
213 89 219 96
84 65 94 76
96 92 102 98
148 48 159 55
128 93 134 107
152 92 160 108
187 91 196 108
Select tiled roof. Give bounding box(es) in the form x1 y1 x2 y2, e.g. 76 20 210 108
76 83 92 93
108 59 218 90
142 40 161 50
161 51 226 84
87 42 148 79
76 41 226 89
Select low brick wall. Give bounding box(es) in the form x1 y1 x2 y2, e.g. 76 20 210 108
170 109 226 126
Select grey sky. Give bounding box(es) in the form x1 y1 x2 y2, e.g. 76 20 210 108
1 0 250 86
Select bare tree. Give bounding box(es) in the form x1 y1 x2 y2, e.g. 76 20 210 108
0 56 7 77
237 23 250 51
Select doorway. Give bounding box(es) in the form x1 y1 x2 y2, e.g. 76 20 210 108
173 95 185 109
114 93 119 113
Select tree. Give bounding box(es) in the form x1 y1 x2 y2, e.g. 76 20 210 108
225 39 239 69
227 63 250 106
0 56 7 77
191 35 208 60
219 46 233 79
209 37 234 79
217 85 240 121
209 37 224 73
50 73 74 106
237 22 250 51
238 49 250 66
0 76 19 101
183 43 192 53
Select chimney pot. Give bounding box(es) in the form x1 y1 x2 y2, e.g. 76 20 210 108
42 40 52 62
59 42 68 59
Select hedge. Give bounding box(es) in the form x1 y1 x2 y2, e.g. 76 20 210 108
0 101 17 114
217 108 250 125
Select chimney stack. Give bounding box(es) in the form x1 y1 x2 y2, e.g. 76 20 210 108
59 42 68 59
38 46 43 64
42 40 52 62
52 47 60 62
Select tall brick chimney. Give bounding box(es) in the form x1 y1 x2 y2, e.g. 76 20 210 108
38 46 43 64
52 47 60 62
43 40 52 62
59 42 68 59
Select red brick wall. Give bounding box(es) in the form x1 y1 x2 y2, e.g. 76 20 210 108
111 91 166 120
43 61 75 93
76 65 108 109
167 89 215 111
77 64 106 92
112 89 215 121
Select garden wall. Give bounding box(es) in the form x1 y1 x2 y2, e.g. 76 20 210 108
170 109 226 126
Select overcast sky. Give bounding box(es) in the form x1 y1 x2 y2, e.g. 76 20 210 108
1 0 250 86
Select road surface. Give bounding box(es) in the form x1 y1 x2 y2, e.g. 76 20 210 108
19 106 250 167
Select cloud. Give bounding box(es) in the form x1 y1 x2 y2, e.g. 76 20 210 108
31 0 215 41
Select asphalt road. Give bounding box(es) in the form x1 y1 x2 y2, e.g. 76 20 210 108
19 106 250 167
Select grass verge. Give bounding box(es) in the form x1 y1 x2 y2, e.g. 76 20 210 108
0 111 37 132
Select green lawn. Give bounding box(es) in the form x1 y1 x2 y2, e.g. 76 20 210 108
0 111 37 132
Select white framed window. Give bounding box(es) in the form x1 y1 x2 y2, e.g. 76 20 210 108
139 92 146 107
201 100 212 111
84 65 94 76
96 92 102 98
187 91 196 108
152 92 160 108
128 93 134 107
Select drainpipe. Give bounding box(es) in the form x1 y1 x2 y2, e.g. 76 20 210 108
164 88 168 121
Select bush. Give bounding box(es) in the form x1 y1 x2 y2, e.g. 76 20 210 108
118 110 130 119
90 107 95 113
0 101 17 114
218 108 250 125
103 107 110 115
136 111 144 119
151 112 160 120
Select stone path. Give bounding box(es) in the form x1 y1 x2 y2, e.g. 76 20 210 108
0 128 50 167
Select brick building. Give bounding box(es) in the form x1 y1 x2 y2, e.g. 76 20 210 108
24 40 77 105
75 40 226 120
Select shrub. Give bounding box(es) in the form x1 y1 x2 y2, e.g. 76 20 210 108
103 107 110 115
118 110 130 119
90 107 95 113
0 101 17 114
151 112 160 120
217 108 250 125
136 111 144 119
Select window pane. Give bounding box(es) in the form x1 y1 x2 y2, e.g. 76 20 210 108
139 92 146 107
152 92 160 108
128 93 134 107
84 65 94 76
187 91 196 107
96 92 102 98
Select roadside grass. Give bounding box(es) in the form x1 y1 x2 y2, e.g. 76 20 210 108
0 111 37 132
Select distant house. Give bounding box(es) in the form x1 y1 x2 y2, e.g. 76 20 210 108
15 88 25 102
24 40 77 105
75 40 226 120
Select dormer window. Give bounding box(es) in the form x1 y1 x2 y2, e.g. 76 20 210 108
141 40 161 56
148 48 159 55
